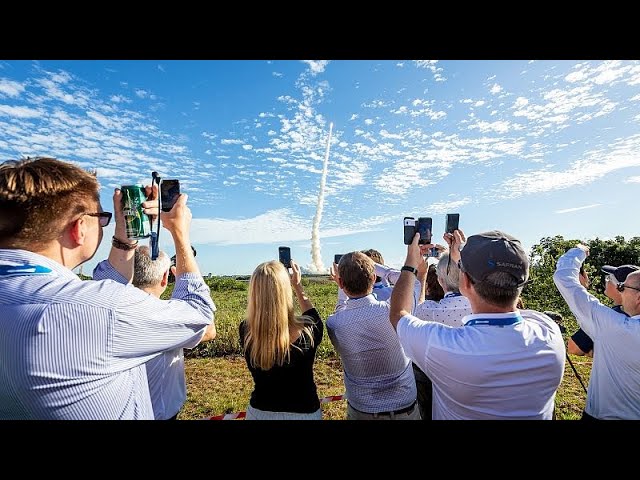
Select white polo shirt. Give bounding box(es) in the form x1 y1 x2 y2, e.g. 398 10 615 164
397 310 565 420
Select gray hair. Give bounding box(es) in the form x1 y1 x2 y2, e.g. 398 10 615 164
133 245 171 288
436 253 460 293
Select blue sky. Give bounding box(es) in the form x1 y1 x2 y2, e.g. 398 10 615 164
1 60 640 276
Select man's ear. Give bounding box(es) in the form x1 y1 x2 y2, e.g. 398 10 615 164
170 265 176 277
161 269 169 287
68 216 87 246
337 276 345 291
459 271 472 291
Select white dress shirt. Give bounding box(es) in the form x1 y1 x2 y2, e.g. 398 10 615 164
0 250 214 420
554 247 640 419
397 310 565 419
327 273 421 414
413 292 472 327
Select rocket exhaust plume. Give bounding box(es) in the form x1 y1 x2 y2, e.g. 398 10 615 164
310 122 333 273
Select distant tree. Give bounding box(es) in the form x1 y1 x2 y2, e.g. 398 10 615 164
522 235 640 331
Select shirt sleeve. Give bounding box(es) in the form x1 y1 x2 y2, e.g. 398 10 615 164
396 313 437 372
374 262 401 286
570 328 594 353
93 259 129 284
302 307 324 344
93 258 215 357
553 247 621 341
334 287 348 313
97 272 216 358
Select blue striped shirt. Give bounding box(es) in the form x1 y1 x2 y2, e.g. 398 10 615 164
0 249 215 420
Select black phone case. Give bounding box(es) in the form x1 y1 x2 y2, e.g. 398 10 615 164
445 214 460 234
334 254 343 264
403 217 416 245
417 217 432 245
161 180 180 212
278 247 291 268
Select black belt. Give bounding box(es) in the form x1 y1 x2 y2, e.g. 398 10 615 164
349 401 417 416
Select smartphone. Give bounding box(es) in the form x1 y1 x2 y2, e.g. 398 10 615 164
445 213 460 234
334 254 343 265
278 246 292 269
417 217 432 245
403 217 416 245
160 179 180 212
427 246 439 257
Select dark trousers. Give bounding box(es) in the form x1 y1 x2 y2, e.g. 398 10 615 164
412 363 433 421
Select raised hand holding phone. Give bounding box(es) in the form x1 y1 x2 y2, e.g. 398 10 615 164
278 246 292 269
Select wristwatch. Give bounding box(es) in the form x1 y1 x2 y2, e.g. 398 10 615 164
401 265 418 276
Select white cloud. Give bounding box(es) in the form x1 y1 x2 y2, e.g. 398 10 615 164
110 94 131 104
624 176 640 183
187 208 380 246
498 134 640 198
272 72 283 78
0 104 41 118
0 79 25 97
414 60 447 82
221 138 244 145
135 89 148 98
555 204 602 214
158 64 166 73
467 120 513 134
301 60 330 75
490 83 503 94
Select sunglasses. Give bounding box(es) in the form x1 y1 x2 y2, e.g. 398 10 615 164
84 212 112 227
616 282 640 293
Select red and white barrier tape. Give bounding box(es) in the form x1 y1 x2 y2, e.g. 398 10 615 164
206 394 345 420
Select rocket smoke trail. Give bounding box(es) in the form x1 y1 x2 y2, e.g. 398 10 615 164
310 122 333 273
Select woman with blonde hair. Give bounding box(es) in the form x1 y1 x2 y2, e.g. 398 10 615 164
239 259 324 420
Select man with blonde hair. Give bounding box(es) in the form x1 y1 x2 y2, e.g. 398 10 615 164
133 246 216 420
0 157 215 419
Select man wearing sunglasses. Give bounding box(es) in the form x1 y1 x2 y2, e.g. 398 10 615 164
0 157 215 419
554 244 640 420
390 229 565 420
568 264 638 357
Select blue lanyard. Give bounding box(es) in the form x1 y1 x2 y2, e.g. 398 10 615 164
0 264 53 277
373 283 386 290
444 292 462 298
465 314 523 326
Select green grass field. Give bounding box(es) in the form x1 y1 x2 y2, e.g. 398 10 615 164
175 276 592 420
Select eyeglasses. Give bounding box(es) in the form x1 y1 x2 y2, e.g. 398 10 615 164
616 282 640 293
84 212 112 227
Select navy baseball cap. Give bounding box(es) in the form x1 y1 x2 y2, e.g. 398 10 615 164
459 230 528 285
601 264 639 283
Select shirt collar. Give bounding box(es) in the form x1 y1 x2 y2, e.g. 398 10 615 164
444 291 462 298
344 293 379 308
0 249 81 281
462 311 520 326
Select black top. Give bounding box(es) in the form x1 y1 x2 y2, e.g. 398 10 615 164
239 308 324 413
571 304 626 353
